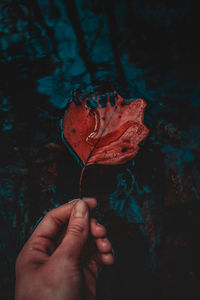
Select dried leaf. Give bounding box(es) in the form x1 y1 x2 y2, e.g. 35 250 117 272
62 90 149 196
62 90 149 167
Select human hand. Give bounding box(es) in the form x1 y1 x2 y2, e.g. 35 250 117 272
15 198 114 300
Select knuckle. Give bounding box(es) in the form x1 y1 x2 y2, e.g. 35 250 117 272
45 211 63 227
68 222 85 236
45 207 57 218
15 247 32 271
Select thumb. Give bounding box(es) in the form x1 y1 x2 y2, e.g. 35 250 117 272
59 200 89 263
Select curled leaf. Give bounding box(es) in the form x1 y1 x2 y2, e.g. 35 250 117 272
62 90 149 167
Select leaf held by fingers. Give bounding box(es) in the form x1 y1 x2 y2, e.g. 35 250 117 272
62 90 149 168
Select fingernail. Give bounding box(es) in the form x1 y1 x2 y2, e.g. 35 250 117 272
73 200 87 217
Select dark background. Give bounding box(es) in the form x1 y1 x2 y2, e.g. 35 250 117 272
0 0 200 299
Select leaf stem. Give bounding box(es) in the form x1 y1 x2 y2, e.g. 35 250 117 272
79 165 86 198
79 105 118 198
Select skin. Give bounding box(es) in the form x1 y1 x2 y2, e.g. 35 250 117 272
15 198 114 300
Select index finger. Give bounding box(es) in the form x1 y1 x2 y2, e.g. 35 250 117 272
31 197 97 241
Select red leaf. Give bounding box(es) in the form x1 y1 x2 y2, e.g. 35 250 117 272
62 90 149 168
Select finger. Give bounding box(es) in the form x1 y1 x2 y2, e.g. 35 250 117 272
30 200 79 241
57 200 90 262
101 252 115 265
83 197 97 210
96 237 112 253
31 198 96 241
90 218 107 238
16 199 82 267
23 198 96 256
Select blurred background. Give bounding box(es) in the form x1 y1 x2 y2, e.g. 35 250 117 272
0 0 200 299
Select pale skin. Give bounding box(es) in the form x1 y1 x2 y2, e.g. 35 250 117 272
15 198 114 300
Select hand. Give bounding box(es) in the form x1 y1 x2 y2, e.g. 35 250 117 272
15 198 114 300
